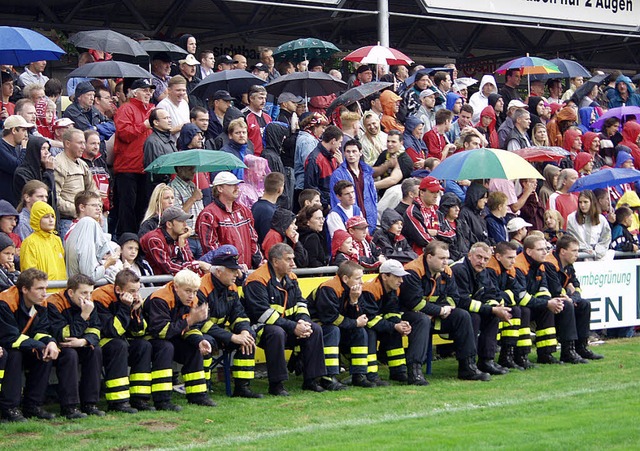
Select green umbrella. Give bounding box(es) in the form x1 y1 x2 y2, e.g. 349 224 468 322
144 149 246 175
273 37 340 63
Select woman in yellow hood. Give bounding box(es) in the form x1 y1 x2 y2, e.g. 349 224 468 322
20 201 66 290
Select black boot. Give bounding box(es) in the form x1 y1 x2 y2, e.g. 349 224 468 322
515 347 535 369
233 380 264 398
268 382 290 396
407 363 429 386
352 374 376 388
389 366 408 382
1 407 26 422
319 376 348 391
477 359 509 375
537 348 562 364
458 356 491 381
498 345 524 371
576 338 604 360
560 341 589 364
366 373 389 387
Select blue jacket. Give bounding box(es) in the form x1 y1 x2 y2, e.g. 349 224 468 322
329 161 378 235
609 75 640 108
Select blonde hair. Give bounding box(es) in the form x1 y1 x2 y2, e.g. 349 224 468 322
142 183 174 223
18 180 49 212
227 117 247 134
544 209 564 231
531 123 549 146
340 111 361 130
527 230 545 240
173 269 201 288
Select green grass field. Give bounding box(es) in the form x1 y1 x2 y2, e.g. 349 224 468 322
1 337 638 450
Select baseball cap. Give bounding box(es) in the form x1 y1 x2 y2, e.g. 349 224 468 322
160 206 192 225
356 64 373 74
419 176 443 192
212 171 244 186
346 216 368 230
75 81 95 97
152 52 172 63
379 259 409 277
3 115 35 130
213 90 233 101
507 99 528 110
278 92 303 104
250 63 269 72
218 55 237 65
130 79 155 90
419 87 437 98
208 245 242 269
52 118 74 129
179 54 200 66
506 217 532 233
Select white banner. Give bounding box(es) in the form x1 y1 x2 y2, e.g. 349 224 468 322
574 258 640 330
421 0 639 31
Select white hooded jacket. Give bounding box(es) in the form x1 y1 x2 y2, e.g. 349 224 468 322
468 75 497 123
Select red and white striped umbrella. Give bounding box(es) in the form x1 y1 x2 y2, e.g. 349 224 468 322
343 45 414 66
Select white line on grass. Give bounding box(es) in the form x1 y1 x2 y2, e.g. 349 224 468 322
156 381 640 450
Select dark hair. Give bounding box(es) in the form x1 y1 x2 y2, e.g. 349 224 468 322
387 129 403 141
576 189 601 225
556 234 579 251
115 269 141 289
433 71 449 86
506 68 521 78
495 240 518 255
94 85 111 100
190 106 208 120
296 204 323 228
74 190 101 216
44 78 62 97
321 125 343 143
199 49 213 59
424 240 449 256
343 138 361 151
603 117 620 129
460 103 474 115
264 172 285 195
84 129 99 142
67 273 95 291
16 268 48 290
333 180 354 196
298 189 320 209
149 108 164 129
435 109 454 125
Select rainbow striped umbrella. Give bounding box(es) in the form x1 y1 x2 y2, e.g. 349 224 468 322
495 56 561 75
429 148 543 181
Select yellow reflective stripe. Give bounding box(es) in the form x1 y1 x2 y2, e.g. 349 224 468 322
537 338 558 347
535 289 551 297
230 317 249 329
130 386 151 395
33 333 51 341
367 315 382 327
352 358 368 366
469 300 482 313
325 358 339 366
203 358 212 367
184 329 203 338
85 327 101 338
501 330 520 337
152 383 173 392
158 323 170 339
233 359 255 367
185 384 207 394
62 325 71 340
324 346 339 354
105 377 129 388
413 298 427 312
333 314 345 326
271 304 284 314
575 287 582 293
509 318 522 326
285 307 296 317
519 327 531 335
384 313 401 320
0 370 4 377
351 346 368 354
487 300 500 306
367 365 379 373
12 334 30 348
113 317 126 336
151 369 173 379
201 319 214 334
536 327 556 337
105 390 129 401
387 348 404 357
130 373 152 382
232 370 254 379
560 288 567 296
265 311 280 325
367 354 377 362
183 370 205 382
517 339 533 346
504 290 515 304
388 358 407 367
99 338 113 347
520 293 532 306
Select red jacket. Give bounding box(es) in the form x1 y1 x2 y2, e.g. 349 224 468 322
245 110 271 157
423 129 447 160
113 98 153 174
139 227 201 276
196 198 261 268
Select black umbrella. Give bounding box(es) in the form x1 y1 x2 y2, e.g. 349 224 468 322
69 30 148 58
265 71 347 98
326 81 393 116
67 61 152 79
571 73 609 106
139 40 188 61
191 69 265 100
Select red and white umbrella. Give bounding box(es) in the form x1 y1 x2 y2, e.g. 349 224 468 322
343 45 414 66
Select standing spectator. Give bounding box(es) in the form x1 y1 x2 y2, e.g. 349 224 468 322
157 76 190 141
423 109 456 160
294 112 328 195
206 90 233 141
499 69 522 122
608 75 640 108
1 116 33 206
379 90 404 133
548 169 579 225
458 183 490 251
113 79 154 235
243 85 271 156
143 107 175 197
177 54 203 108
81 130 111 225
199 50 215 79
505 109 532 151
150 52 172 104
18 61 49 88
252 172 285 246
485 191 509 244
304 125 343 209
220 118 249 180
62 82 107 132
469 75 498 123
169 165 204 259
1 71 16 118
403 176 443 254
360 112 388 167
13 135 55 210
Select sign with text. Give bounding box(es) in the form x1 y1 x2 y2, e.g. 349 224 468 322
574 258 640 330
421 0 639 31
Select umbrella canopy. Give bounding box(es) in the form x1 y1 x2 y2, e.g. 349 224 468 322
569 168 640 192
512 146 569 163
343 45 414 66
273 38 340 62
0 26 65 66
495 56 561 75
265 71 347 98
591 106 640 130
571 73 609 105
532 58 592 80
326 82 393 116
145 149 246 175
139 40 188 60
69 30 148 58
67 61 152 79
429 148 543 181
191 69 265 99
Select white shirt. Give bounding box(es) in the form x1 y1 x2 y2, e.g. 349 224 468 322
326 204 355 239
157 97 190 142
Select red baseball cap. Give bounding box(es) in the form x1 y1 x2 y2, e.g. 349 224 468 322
346 215 368 229
419 176 443 193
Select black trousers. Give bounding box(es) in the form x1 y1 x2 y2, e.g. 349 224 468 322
432 308 477 360
574 299 592 340
498 305 523 347
56 346 103 407
321 325 368 376
0 348 53 410
529 305 557 353
102 338 153 404
400 311 432 365
113 173 148 235
128 338 153 400
365 327 407 376
556 299 592 342
258 323 325 384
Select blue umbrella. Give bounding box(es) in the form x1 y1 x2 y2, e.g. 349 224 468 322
0 26 65 66
569 168 640 192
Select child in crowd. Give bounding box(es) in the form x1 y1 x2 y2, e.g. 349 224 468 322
0 233 19 291
331 230 359 266
0 200 22 251
346 216 385 269
543 210 565 248
610 206 639 252
103 243 124 283
117 233 154 278
507 217 531 254
372 209 417 263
